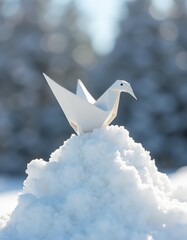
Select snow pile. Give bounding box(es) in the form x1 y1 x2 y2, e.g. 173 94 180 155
170 167 187 202
1 126 187 240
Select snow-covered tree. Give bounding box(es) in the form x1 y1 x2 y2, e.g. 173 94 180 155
90 0 187 169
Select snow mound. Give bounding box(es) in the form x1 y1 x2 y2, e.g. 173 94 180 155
170 167 187 202
1 126 187 240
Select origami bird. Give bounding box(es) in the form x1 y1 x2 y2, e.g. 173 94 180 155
43 73 136 135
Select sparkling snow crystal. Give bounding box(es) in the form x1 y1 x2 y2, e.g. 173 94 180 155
0 126 187 240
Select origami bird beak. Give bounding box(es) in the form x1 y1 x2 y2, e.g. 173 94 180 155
126 84 137 100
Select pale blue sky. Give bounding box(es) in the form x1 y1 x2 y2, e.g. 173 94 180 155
76 0 124 55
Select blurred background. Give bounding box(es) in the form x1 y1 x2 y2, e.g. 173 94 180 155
0 0 187 175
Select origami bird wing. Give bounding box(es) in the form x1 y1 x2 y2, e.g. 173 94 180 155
43 74 108 133
76 79 95 104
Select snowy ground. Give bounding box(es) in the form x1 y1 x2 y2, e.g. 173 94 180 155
0 176 24 216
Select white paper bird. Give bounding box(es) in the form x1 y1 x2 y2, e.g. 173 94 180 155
43 73 137 135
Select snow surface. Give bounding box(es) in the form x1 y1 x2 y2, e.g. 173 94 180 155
170 167 187 202
0 177 23 216
0 126 187 240
0 191 19 217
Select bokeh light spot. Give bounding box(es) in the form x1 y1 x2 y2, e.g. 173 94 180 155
73 44 95 67
159 21 178 41
41 33 68 53
176 51 187 70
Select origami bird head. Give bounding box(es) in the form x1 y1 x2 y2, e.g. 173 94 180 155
110 80 137 100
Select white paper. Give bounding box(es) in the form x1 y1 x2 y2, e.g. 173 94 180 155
43 73 136 134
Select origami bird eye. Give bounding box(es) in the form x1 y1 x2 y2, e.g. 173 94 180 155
120 83 123 86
